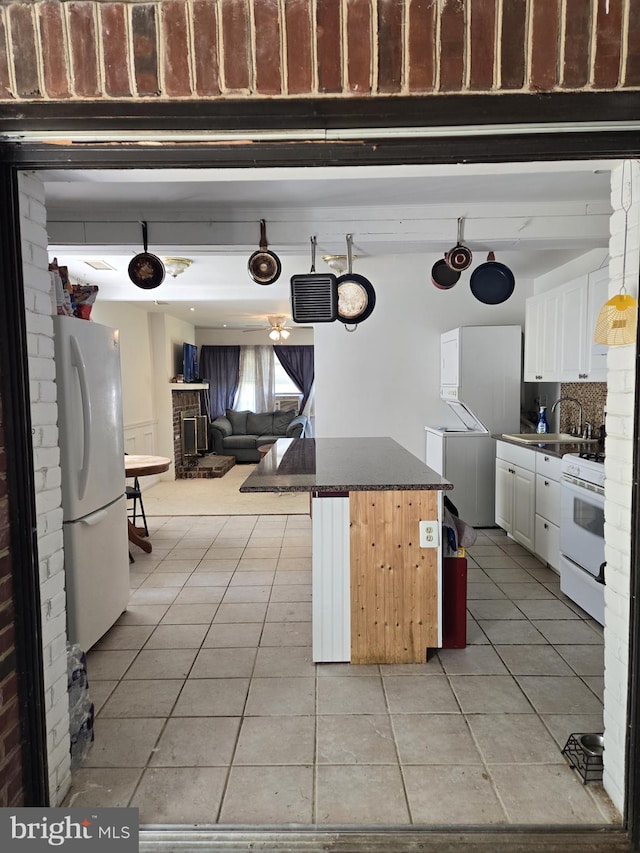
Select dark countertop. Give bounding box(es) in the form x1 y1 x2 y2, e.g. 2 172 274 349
239 437 453 493
494 434 603 459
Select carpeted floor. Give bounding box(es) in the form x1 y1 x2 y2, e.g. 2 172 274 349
141 463 310 516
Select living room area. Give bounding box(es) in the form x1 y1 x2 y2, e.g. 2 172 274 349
89 298 315 493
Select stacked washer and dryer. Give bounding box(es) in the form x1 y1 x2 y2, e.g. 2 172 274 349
425 325 522 527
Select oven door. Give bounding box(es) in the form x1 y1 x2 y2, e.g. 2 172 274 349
560 475 605 577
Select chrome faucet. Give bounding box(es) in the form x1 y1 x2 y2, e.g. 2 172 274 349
551 397 583 437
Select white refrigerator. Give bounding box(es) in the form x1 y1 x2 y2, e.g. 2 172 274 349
54 316 129 651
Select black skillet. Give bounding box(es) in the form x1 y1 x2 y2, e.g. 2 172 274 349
470 251 515 304
128 221 165 289
248 219 282 285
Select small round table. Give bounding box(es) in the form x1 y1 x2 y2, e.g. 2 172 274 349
257 444 274 460
125 455 171 554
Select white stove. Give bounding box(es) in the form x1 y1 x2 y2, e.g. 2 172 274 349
559 451 605 625
561 452 606 490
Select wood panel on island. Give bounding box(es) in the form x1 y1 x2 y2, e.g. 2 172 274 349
240 437 453 665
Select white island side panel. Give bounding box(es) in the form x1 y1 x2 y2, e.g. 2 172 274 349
312 495 350 662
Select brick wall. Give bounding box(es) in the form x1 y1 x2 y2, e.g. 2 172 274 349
0 394 24 807
19 172 71 806
602 160 639 812
0 0 638 102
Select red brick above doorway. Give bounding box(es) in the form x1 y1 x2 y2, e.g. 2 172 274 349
0 0 638 103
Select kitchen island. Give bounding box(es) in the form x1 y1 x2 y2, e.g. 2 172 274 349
240 437 453 664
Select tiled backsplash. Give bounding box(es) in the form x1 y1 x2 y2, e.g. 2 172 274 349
557 382 607 434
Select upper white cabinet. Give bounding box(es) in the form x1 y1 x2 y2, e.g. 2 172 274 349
585 267 609 380
524 289 560 381
524 265 609 383
558 274 588 380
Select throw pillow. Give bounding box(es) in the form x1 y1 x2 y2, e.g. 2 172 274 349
273 409 297 433
247 412 274 435
226 409 250 434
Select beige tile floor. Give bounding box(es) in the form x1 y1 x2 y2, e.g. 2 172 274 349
64 515 620 827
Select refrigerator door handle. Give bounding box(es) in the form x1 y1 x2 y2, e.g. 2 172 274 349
80 507 108 526
70 334 92 502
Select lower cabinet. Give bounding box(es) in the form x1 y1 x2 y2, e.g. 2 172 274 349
535 514 559 569
495 441 560 565
495 452 535 552
533 453 561 570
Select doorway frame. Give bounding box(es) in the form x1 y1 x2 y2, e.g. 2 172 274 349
1 92 639 852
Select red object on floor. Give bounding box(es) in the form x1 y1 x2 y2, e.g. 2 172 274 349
442 557 467 648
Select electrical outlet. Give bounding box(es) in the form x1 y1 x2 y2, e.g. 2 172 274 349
419 520 439 548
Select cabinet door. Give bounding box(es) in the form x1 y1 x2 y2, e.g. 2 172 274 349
524 297 543 381
535 473 560 521
512 465 535 551
558 276 588 381
524 292 560 381
586 267 609 381
495 458 513 533
535 515 560 571
539 290 560 379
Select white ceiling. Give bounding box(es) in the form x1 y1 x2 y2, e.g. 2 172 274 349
43 159 615 329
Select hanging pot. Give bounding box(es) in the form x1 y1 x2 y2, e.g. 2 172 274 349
445 217 473 272
336 234 376 327
248 219 282 285
432 256 461 290
290 236 338 323
128 221 165 289
470 251 515 305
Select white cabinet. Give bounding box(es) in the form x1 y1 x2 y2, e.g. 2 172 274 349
496 443 562 569
585 266 609 381
558 275 588 381
524 264 610 383
558 270 608 382
523 290 560 381
494 442 535 551
534 453 561 571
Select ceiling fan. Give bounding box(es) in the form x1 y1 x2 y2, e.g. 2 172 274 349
242 315 312 342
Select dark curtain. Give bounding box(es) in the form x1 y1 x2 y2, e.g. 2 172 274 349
199 345 240 419
274 345 314 412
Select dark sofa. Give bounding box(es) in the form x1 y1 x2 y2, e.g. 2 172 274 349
208 408 308 462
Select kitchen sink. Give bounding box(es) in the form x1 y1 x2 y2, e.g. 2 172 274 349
502 433 599 444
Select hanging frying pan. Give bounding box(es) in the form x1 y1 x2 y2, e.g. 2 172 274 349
336 234 376 328
248 219 282 285
445 217 473 271
290 236 338 323
432 255 461 290
128 221 165 289
470 251 515 305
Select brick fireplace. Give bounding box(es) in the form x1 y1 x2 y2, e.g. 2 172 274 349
171 387 234 479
